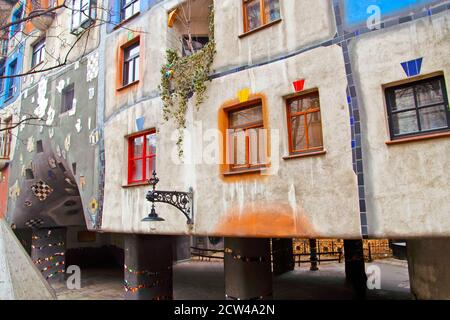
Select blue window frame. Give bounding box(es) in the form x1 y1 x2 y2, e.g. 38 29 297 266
6 60 17 99
0 62 5 94
10 7 23 38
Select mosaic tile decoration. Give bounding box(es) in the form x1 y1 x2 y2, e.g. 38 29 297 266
31 180 54 202
401 58 423 77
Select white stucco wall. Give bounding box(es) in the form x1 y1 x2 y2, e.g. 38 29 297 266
352 11 450 238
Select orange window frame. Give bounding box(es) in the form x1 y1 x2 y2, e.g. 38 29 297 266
127 129 156 184
242 0 278 33
227 102 266 171
286 92 324 155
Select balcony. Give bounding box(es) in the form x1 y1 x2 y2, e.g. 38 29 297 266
29 8 56 31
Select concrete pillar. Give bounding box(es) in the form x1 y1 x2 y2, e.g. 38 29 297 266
407 238 450 300
272 238 294 276
31 227 67 283
224 238 273 300
124 235 173 300
309 239 319 271
344 239 367 299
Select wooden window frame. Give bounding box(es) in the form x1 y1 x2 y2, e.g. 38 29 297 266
127 129 156 185
286 91 324 155
226 100 267 172
242 0 281 33
385 75 450 141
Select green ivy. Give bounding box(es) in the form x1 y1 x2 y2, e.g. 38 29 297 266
160 6 216 159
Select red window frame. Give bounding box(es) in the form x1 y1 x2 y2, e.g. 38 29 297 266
286 91 324 155
127 129 156 184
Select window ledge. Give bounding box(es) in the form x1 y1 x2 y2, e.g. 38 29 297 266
122 181 149 188
113 12 140 30
117 80 139 92
238 19 282 38
283 150 327 160
385 131 450 145
223 167 266 176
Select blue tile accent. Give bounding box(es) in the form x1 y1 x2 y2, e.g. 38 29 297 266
401 57 423 77
136 116 145 131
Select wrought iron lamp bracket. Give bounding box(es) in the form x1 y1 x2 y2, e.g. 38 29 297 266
145 171 194 225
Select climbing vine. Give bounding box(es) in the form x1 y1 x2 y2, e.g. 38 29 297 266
160 6 216 158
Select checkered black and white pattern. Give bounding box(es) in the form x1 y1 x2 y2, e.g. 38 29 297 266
25 218 44 228
31 180 53 201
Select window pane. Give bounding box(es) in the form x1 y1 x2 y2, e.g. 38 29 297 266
127 44 139 58
133 57 139 81
230 105 262 128
392 111 418 135
146 133 156 156
124 6 133 19
416 80 444 106
393 87 415 111
248 128 266 165
264 0 280 22
289 94 320 113
291 116 306 151
419 105 448 131
131 159 143 181
307 112 323 148
233 130 247 166
146 156 155 179
245 0 261 31
132 136 143 158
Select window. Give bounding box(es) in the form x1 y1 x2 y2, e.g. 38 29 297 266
385 76 450 139
127 130 156 184
286 92 324 154
227 102 267 171
61 84 75 113
0 62 5 93
31 38 46 68
182 35 209 57
243 0 280 33
121 0 140 21
122 41 139 86
0 118 12 159
6 60 17 99
71 0 96 33
10 7 23 38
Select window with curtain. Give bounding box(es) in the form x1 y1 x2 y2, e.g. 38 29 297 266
243 0 281 33
227 102 267 170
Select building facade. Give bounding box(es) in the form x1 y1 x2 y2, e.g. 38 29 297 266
1 0 450 299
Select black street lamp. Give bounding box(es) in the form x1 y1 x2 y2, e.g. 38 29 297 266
143 171 194 225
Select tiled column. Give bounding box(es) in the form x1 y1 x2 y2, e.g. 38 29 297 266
124 235 173 300
224 238 273 300
31 227 67 282
344 239 367 299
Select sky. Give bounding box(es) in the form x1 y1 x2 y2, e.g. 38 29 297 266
343 0 439 26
